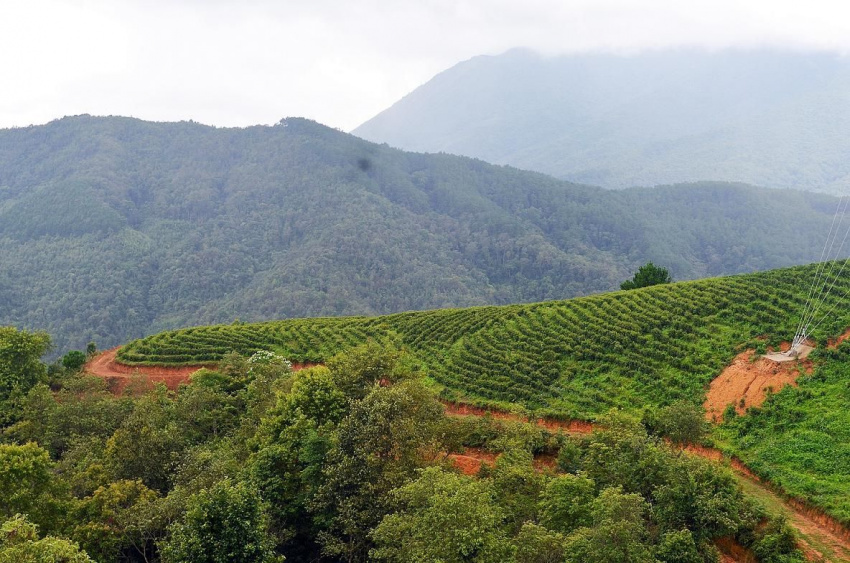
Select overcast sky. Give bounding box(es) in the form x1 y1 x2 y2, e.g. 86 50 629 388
2 0 849 132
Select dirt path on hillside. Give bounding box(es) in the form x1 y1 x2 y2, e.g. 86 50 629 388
84 348 213 393
446 402 850 562
84 348 314 394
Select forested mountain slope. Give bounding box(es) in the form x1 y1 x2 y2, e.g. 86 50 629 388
0 115 840 352
355 49 850 191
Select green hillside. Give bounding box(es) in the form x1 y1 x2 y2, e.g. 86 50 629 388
120 261 850 417
119 261 850 525
355 48 850 192
0 115 841 354
717 346 850 523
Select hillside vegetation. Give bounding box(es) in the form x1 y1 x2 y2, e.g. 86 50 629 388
718 343 850 524
0 116 842 353
119 261 850 528
120 261 850 417
355 48 850 192
0 338 806 562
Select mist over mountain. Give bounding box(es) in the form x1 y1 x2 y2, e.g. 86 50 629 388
0 115 839 352
354 49 850 192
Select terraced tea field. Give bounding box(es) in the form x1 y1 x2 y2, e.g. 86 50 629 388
119 261 850 419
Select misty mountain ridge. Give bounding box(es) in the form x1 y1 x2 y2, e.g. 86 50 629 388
354 48 850 192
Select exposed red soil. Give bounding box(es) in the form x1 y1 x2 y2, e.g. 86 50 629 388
532 452 558 471
786 497 850 552
84 347 315 394
715 537 758 563
84 348 211 393
447 454 486 476
703 348 812 421
442 401 593 434
827 327 850 348
705 329 850 423
446 447 556 476
447 447 499 475
684 444 759 480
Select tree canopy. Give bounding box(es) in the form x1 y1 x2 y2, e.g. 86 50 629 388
620 262 672 290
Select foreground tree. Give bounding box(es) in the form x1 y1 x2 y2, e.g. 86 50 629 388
159 479 280 563
370 467 511 562
312 379 445 561
0 327 51 425
0 515 93 563
565 487 652 563
0 443 64 532
620 262 672 290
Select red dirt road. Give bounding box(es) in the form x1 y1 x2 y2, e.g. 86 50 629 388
445 402 850 562
84 347 212 393
84 348 315 394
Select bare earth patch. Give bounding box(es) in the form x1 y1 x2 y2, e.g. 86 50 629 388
84 347 314 394
84 347 211 393
705 328 850 422
703 347 811 421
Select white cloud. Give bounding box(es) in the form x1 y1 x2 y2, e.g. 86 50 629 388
1 0 849 131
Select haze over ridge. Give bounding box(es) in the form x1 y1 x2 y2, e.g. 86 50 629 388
354 48 850 192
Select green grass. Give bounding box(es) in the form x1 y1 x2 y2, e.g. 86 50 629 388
120 261 850 420
715 343 850 526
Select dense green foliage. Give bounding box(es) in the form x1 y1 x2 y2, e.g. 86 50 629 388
160 479 280 563
120 261 850 419
717 342 850 524
0 327 51 426
0 115 842 353
0 341 803 562
0 327 50 401
355 48 850 192
620 262 672 290
0 515 93 562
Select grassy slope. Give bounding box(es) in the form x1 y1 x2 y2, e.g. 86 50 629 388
716 345 850 524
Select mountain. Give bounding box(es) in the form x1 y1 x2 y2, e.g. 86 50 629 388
354 49 850 192
0 115 841 352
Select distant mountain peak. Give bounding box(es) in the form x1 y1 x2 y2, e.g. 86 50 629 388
354 48 850 192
